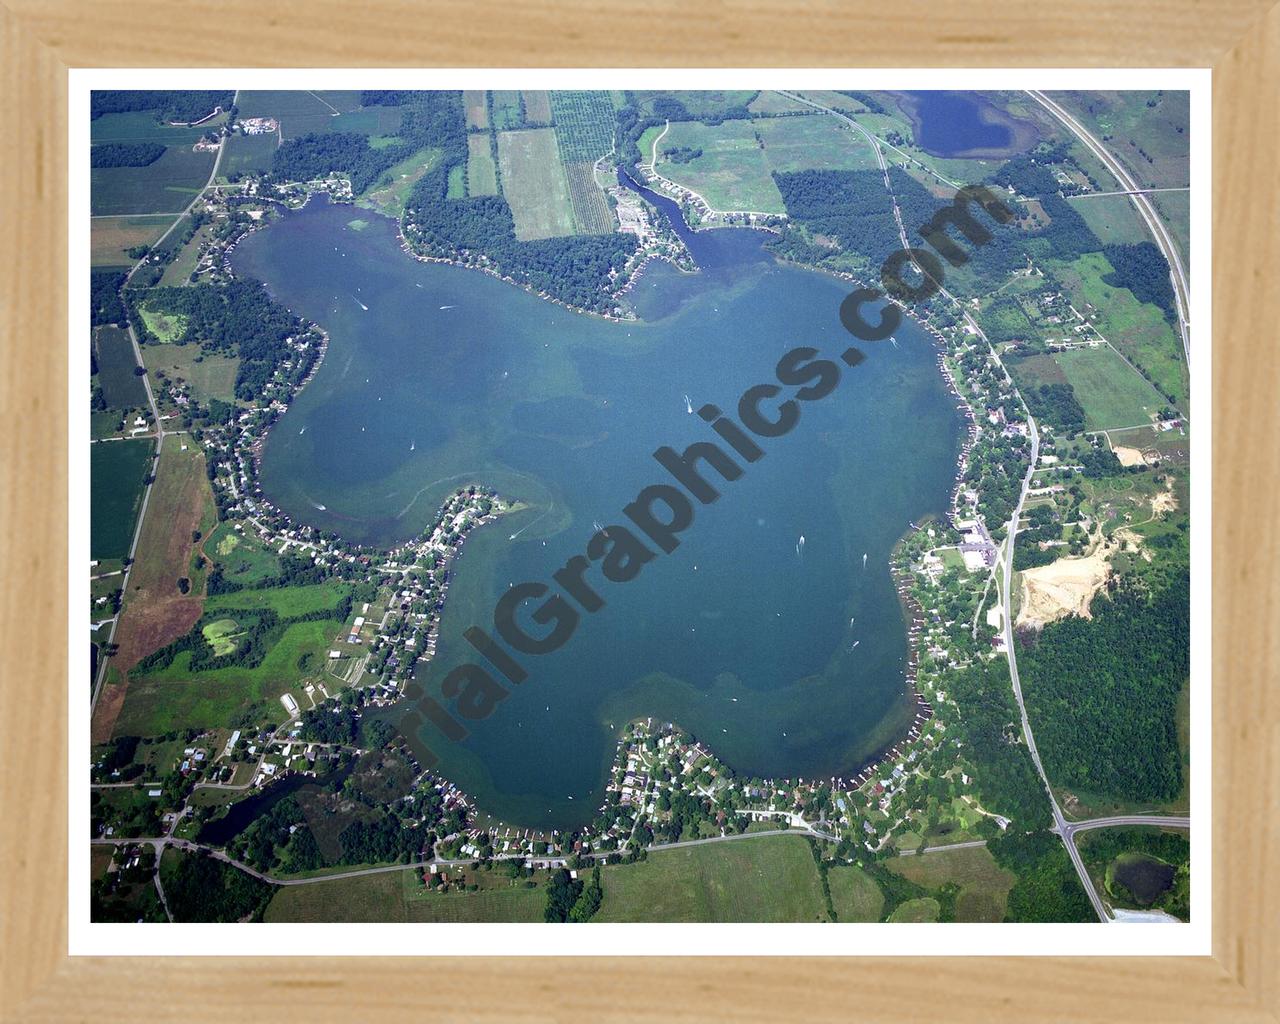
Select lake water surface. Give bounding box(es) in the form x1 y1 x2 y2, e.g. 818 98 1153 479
902 91 1033 158
231 196 964 827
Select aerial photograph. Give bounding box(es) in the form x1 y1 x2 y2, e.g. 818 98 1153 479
87 86 1192 927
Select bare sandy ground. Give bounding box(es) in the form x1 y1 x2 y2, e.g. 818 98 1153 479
1112 445 1149 467
1016 550 1112 628
1151 481 1179 516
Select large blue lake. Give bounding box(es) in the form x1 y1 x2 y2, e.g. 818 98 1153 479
231 195 964 828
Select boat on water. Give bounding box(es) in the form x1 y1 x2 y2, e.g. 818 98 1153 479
796 534 805 556
353 295 368 311
685 393 693 414
440 304 456 310
313 503 326 511
862 552 868 569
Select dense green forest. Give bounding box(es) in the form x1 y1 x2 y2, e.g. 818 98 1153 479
1020 381 1087 436
159 849 273 922
988 830 1095 922
1019 575 1189 802
129 279 318 401
91 90 234 124
770 168 910 267
271 131 398 194
90 142 166 168
1102 242 1177 322
91 269 128 326
945 661 1051 827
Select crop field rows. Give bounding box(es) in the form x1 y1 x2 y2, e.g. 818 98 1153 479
237 90 363 139
466 133 499 196
91 213 175 267
94 326 147 409
496 127 576 240
91 146 216 216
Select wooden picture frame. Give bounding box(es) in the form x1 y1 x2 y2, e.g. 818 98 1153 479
2 1 1276 1018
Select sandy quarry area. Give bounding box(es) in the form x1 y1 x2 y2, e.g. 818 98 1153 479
1112 444 1150 467
1016 550 1112 629
1151 481 1179 516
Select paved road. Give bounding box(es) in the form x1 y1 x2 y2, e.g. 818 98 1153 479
1027 90 1191 370
773 90 1123 921
896 839 988 858
89 90 239 715
1063 814 1190 840
989 413 1119 922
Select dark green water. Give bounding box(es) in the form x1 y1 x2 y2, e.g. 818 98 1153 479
232 197 963 828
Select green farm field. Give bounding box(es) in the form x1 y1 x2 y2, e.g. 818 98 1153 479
90 438 154 561
236 90 362 138
148 342 238 404
121 617 342 733
826 863 885 921
94 326 147 409
748 91 814 115
91 147 215 216
1056 90 1190 190
1055 346 1165 431
644 119 785 214
521 90 552 125
1055 251 1188 410
220 132 278 178
1066 194 1153 247
462 90 488 130
887 896 941 922
138 302 188 341
202 617 243 656
204 580 351 618
489 91 524 131
466 133 499 196
360 147 442 217
1152 188 1190 276
632 91 758 120
886 845 1017 922
204 522 281 584
755 114 880 174
594 835 828 922
264 868 546 923
91 110 227 146
496 127 576 240
91 214 174 267
159 221 216 286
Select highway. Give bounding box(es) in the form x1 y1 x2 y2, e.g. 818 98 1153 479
777 89 1124 921
1026 90 1191 370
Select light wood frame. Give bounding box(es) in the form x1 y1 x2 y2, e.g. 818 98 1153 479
2 2 1276 1019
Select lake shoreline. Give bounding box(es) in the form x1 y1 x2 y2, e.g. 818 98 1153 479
220 187 972 833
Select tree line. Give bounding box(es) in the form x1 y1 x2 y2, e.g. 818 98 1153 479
90 90 233 124
91 142 166 168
